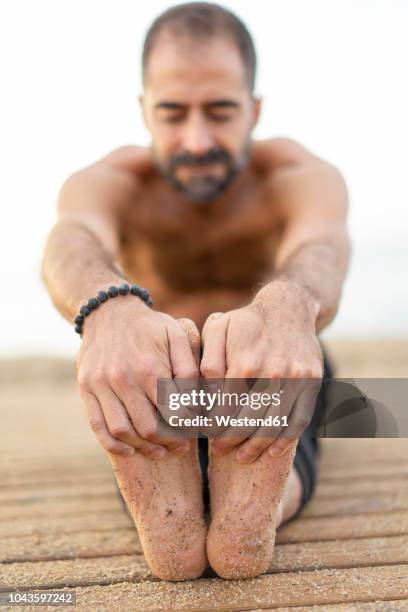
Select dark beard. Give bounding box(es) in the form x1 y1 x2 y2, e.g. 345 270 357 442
155 145 250 204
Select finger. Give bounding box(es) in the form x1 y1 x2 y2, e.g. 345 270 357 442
113 380 190 456
234 380 286 462
268 436 298 458
210 372 255 456
96 385 167 459
168 319 201 423
169 319 200 378
79 390 136 457
200 312 229 379
176 317 201 366
283 380 321 439
236 436 271 463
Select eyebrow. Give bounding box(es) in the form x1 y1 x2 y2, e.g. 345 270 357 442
154 100 240 110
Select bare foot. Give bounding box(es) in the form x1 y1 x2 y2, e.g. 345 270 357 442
109 441 207 581
206 439 299 579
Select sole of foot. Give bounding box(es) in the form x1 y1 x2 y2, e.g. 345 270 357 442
109 441 208 581
206 439 298 580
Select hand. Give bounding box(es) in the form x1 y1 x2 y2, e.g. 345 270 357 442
200 282 323 462
76 295 200 458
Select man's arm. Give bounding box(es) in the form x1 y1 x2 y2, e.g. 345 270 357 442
253 149 350 332
42 161 132 320
201 142 350 462
42 151 199 459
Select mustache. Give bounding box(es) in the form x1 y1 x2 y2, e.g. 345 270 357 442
168 148 232 169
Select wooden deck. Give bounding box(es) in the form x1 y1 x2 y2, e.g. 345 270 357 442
1 352 408 611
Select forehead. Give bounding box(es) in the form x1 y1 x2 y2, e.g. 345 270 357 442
144 34 248 102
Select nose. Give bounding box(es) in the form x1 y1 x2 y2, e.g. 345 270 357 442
181 112 214 156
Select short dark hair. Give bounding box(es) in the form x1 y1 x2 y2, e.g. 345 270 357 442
142 2 257 91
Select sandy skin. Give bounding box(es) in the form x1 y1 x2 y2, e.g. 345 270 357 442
108 441 207 581
206 439 299 579
109 436 302 580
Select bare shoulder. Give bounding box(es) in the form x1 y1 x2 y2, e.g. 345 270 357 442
253 137 341 173
253 137 347 194
79 145 155 187
58 146 155 216
95 145 155 175
253 138 348 219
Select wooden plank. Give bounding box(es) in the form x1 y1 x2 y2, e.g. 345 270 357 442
315 476 408 497
0 530 142 563
0 511 132 538
319 462 408 480
319 439 408 464
277 511 408 543
0 473 114 489
13 565 408 611
0 555 152 591
0 496 122 520
301 493 408 518
0 482 116 503
2 537 408 591
273 601 408 611
271 535 408 572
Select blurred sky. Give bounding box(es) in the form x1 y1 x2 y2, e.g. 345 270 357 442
0 0 407 356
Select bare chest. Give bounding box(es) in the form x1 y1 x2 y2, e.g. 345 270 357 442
118 181 282 296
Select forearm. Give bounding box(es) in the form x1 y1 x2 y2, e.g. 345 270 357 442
41 220 126 322
253 237 350 332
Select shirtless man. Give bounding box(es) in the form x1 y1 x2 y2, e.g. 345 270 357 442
42 3 350 581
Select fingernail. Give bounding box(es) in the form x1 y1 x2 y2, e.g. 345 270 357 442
150 446 166 459
236 449 252 463
268 443 289 458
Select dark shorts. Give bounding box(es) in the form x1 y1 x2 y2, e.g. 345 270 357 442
198 345 333 514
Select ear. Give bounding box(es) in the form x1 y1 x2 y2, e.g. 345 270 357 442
251 96 262 129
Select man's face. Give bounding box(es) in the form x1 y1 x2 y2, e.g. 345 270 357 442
141 34 260 204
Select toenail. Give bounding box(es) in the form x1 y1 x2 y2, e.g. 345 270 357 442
150 447 166 459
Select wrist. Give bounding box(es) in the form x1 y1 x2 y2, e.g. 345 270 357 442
251 278 320 329
74 282 153 338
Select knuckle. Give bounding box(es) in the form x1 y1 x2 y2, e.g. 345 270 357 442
292 416 311 432
138 440 156 455
104 440 129 455
240 362 261 377
108 366 128 386
138 423 158 440
135 359 155 380
200 362 222 378
91 368 106 386
309 363 323 378
78 374 91 392
286 362 304 378
88 418 103 432
110 424 131 438
178 366 199 379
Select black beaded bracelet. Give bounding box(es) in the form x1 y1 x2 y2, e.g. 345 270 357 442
74 283 153 337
